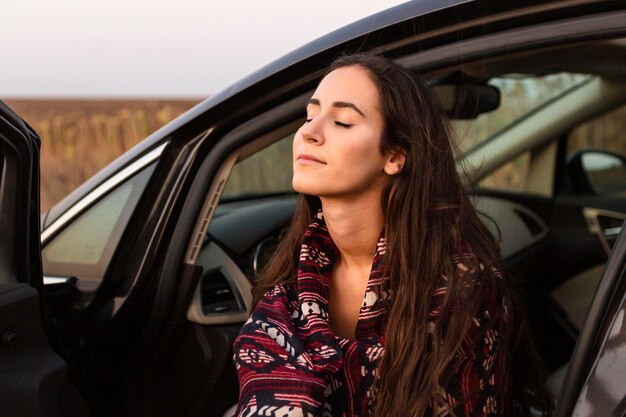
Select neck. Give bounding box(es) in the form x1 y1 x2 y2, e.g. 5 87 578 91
320 191 384 274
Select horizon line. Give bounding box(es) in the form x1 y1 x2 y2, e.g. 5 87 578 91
3 95 209 101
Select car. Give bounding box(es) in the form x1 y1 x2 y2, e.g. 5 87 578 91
1 1 626 416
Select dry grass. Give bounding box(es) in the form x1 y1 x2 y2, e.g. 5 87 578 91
4 96 624 214
5 99 201 212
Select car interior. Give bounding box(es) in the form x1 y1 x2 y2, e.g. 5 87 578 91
38 34 626 416
192 37 626 415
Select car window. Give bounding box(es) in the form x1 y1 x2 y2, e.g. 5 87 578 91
449 73 590 154
42 163 155 291
567 103 626 156
221 75 591 199
222 133 294 200
452 73 588 193
478 151 531 192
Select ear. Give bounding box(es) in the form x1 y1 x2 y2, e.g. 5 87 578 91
383 149 406 176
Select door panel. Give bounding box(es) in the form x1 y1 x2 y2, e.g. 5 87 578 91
0 101 86 416
547 110 626 340
0 284 77 417
0 101 39 288
555 222 626 417
541 196 616 369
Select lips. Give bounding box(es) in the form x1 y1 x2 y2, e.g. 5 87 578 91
297 154 325 164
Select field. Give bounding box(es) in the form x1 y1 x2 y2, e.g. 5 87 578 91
4 94 625 214
5 99 201 212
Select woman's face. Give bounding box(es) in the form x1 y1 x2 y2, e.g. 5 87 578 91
292 65 396 199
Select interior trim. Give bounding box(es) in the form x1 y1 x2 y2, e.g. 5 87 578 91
185 151 239 264
399 10 626 73
526 140 558 197
187 241 253 324
473 195 549 259
183 119 303 265
583 207 626 256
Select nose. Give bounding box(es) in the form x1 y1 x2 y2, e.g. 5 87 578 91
299 117 324 145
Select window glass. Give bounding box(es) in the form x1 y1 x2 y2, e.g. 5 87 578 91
42 164 155 291
567 103 626 157
45 183 132 266
449 73 588 192
478 152 530 192
220 74 590 199
450 73 590 154
222 133 294 200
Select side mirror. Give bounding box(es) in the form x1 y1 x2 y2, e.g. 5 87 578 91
567 149 626 195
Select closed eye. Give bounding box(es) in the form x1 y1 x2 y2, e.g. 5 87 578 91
335 121 352 128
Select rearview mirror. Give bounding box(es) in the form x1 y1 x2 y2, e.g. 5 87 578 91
429 73 500 119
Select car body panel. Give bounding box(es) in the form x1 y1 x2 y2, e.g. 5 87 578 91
0 102 89 416
0 101 41 288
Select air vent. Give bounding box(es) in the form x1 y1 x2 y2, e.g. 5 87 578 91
201 269 241 315
514 208 544 236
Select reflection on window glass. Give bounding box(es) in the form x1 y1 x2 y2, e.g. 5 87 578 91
222 134 294 200
450 73 590 154
43 164 155 290
45 182 132 266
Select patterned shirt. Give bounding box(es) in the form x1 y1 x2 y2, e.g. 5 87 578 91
232 213 508 417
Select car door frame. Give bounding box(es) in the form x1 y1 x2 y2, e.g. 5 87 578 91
555 222 626 417
123 3 626 416
0 101 88 416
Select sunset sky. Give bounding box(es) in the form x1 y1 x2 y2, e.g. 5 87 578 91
2 0 408 98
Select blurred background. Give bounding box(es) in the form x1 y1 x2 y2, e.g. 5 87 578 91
5 99 199 210
2 0 624 213
2 0 407 212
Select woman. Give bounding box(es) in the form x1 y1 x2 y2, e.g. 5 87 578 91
232 54 552 417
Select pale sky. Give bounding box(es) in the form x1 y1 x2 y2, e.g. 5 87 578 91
1 0 409 98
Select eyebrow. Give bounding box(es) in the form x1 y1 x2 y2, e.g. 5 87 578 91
307 98 366 117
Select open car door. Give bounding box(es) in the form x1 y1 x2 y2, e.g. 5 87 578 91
0 101 85 417
555 220 626 417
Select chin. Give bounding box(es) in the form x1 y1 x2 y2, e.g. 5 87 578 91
292 180 317 196
292 178 330 197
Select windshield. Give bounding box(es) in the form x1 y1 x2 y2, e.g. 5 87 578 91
450 72 591 154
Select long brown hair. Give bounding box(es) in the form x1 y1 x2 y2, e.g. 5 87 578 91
252 54 553 417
